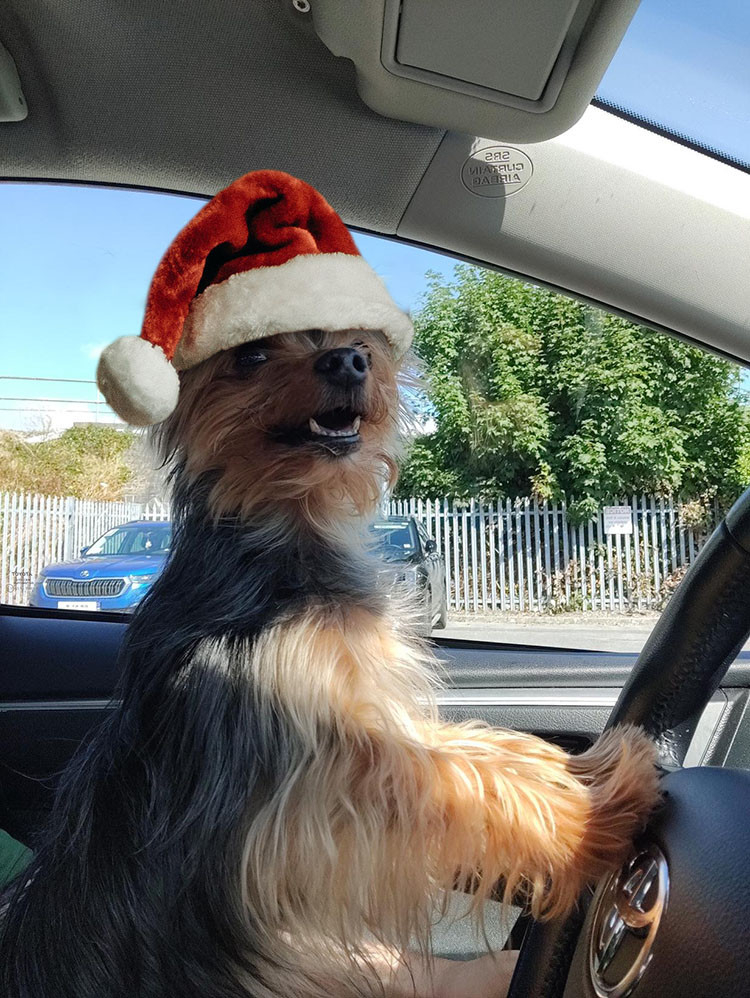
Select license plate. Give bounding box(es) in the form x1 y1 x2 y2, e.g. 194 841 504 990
57 601 100 611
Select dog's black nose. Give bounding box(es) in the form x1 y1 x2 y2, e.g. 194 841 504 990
314 347 368 388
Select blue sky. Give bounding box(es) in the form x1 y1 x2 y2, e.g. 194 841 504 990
1 0 747 432
598 0 750 165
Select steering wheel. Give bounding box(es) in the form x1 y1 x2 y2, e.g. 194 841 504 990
507 487 750 998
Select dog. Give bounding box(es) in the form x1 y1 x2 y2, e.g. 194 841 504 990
1 325 659 998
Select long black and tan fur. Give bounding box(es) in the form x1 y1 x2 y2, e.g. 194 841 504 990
0 330 659 997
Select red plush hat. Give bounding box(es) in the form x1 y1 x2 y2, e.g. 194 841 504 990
96 170 413 426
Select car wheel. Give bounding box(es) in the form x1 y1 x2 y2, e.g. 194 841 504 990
421 586 434 634
433 589 448 630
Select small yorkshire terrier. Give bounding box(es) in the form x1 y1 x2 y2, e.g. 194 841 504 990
0 173 659 998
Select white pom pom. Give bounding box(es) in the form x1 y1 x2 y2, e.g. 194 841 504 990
96 337 180 426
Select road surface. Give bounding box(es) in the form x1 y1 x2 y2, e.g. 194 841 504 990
439 618 657 654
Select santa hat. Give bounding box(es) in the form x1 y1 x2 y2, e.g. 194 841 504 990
96 170 414 426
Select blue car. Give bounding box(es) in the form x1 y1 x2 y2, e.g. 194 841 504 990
29 520 172 613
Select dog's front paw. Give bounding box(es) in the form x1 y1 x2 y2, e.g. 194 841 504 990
566 725 661 884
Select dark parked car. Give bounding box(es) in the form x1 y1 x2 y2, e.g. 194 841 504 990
29 521 172 613
372 517 448 630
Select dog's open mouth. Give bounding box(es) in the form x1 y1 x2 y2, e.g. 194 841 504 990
306 407 362 452
308 408 361 440
274 407 364 453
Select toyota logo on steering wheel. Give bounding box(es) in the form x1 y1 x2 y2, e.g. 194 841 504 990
589 845 670 998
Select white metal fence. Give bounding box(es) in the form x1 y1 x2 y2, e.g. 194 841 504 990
0 490 718 611
0 492 169 605
386 495 718 613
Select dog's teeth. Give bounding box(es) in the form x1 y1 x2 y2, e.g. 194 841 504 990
309 416 361 438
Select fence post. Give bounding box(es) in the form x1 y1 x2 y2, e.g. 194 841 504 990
560 501 570 606
523 498 533 611
677 499 687 568
469 498 479 613
587 516 596 609
0 492 8 603
488 501 497 610
623 499 633 610
595 510 611 610
659 497 669 586
461 503 470 611
478 500 488 611
540 499 557 609
605 524 614 611
496 498 506 611
451 499 461 611
650 495 660 600
28 494 39 606
514 498 524 612
575 505 587 610
442 498 451 609
533 498 543 611
506 497 515 611
62 496 77 562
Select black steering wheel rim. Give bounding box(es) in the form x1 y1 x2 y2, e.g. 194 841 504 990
507 486 750 998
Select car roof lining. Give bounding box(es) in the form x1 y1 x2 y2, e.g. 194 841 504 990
2 0 749 364
0 0 445 233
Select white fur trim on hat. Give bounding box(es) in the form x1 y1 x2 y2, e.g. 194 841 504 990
174 253 413 370
97 336 181 427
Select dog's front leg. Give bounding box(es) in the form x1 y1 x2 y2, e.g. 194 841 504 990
244 608 658 982
412 721 660 919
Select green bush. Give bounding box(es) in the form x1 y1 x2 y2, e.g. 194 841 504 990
397 266 750 519
0 424 136 499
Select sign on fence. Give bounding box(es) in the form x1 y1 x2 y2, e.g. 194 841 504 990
603 506 634 535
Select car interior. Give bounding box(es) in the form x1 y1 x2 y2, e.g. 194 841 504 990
2 2 750 996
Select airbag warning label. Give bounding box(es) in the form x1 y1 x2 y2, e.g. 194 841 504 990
461 146 533 198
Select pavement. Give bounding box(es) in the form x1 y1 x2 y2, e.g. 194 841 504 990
438 616 658 653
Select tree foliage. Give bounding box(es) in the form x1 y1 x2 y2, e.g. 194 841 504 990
397 266 750 519
0 424 136 499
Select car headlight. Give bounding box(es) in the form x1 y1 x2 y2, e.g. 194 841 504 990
128 573 159 587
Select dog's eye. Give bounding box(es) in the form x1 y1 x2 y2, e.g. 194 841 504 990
235 344 268 370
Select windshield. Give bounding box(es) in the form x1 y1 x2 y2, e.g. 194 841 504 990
597 0 750 167
2 182 749 655
371 521 418 561
86 524 172 557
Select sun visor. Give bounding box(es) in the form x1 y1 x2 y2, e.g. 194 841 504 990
0 40 27 122
311 0 639 143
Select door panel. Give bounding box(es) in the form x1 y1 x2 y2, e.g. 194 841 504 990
1 605 748 843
